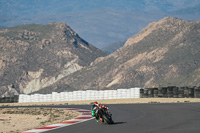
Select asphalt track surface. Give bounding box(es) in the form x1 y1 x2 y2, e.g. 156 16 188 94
1 103 200 133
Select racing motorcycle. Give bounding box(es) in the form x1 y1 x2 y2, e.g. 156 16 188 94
97 106 114 124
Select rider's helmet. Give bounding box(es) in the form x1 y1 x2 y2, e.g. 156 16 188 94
94 101 98 106
99 104 103 108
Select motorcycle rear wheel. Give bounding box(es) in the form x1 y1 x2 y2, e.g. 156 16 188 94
102 114 114 124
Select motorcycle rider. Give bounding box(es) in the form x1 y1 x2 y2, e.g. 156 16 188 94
91 101 108 122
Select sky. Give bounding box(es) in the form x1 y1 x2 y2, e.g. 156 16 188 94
1 0 200 48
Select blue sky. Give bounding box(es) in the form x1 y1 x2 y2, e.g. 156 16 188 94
1 0 200 48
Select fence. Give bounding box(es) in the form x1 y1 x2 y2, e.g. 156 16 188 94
18 88 140 103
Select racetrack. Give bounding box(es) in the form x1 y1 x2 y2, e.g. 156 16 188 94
2 103 200 133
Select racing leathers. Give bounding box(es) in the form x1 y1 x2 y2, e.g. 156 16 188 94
91 103 108 122
91 104 100 121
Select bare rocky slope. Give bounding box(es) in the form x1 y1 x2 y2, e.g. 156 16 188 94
0 23 106 97
39 17 200 93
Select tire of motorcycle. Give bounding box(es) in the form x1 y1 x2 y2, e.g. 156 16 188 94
102 114 114 124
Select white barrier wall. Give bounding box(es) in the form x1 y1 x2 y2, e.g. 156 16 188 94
18 88 141 103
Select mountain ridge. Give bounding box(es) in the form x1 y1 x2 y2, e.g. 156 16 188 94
38 17 200 93
0 22 106 97
1 17 200 97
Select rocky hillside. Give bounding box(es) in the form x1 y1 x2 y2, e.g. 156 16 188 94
41 17 200 93
0 23 106 97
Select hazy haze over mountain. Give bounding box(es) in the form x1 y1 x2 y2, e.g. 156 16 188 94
1 0 200 49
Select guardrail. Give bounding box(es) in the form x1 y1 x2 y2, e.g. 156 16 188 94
18 88 140 103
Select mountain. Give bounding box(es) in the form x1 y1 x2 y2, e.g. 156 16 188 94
40 17 200 92
1 0 200 49
0 23 106 97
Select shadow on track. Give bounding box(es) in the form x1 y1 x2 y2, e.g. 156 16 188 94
112 122 127 125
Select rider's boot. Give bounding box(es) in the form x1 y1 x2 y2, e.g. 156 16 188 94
95 114 100 122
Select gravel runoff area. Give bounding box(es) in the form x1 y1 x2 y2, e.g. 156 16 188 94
0 108 79 133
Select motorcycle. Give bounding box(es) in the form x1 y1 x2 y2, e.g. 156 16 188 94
97 106 114 124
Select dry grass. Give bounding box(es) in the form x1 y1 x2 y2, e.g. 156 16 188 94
0 108 79 133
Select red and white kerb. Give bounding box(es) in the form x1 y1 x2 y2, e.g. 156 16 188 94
20 108 94 133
